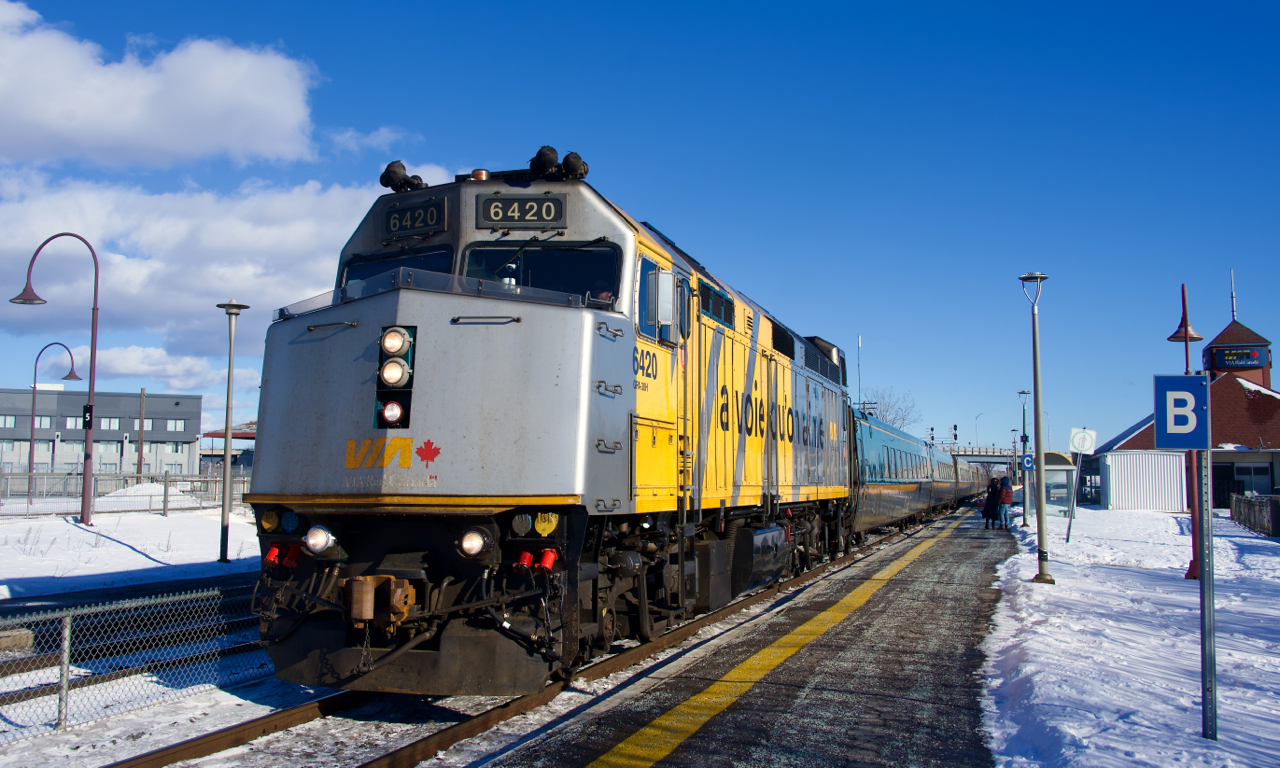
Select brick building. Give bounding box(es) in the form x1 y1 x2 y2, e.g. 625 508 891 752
1089 319 1280 510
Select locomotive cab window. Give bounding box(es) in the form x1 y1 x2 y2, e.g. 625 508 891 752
636 257 676 343
463 242 619 308
343 246 454 297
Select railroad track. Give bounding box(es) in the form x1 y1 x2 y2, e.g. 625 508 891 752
109 508 969 768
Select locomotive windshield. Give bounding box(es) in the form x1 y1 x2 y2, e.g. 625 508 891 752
463 243 619 309
342 246 453 296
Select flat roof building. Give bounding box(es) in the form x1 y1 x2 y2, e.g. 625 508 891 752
0 388 202 475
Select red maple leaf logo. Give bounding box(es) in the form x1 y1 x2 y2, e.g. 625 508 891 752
415 440 441 467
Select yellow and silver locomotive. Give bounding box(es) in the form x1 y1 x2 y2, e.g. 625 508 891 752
247 149 984 695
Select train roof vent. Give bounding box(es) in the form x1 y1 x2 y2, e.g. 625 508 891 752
771 324 795 359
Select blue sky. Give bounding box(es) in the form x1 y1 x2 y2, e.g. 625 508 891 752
0 1 1276 453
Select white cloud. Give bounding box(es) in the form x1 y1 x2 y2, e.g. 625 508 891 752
0 1 315 166
0 168 379 355
46 345 260 392
331 126 412 154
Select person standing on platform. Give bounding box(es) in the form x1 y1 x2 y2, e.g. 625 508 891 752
982 478 1000 530
998 476 1014 530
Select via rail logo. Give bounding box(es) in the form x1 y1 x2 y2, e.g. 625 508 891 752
1153 374 1210 450
345 438 442 469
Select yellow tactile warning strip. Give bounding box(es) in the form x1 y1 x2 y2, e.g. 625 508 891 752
588 514 970 768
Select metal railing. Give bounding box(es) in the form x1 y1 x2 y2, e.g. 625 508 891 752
0 472 252 516
1230 493 1279 538
0 584 271 744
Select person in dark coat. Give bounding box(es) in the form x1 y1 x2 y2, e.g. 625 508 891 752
998 476 1015 529
982 478 1000 529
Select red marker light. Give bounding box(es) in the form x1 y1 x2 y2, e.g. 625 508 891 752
263 545 281 567
282 544 302 568
535 548 558 572
514 551 534 572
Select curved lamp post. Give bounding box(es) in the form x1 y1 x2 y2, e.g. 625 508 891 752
1019 271 1054 585
11 233 100 526
28 343 81 507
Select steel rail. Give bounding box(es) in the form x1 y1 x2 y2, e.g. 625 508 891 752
108 507 967 768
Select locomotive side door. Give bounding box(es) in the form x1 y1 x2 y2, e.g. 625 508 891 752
631 253 679 513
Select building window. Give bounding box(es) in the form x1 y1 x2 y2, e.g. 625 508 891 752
134 418 153 431
0 439 13 451
34 440 53 452
62 440 84 452
100 417 120 431
168 442 186 455
33 416 52 429
65 417 78 430
165 463 183 474
0 415 15 428
100 463 118 473
96 441 120 453
166 419 186 431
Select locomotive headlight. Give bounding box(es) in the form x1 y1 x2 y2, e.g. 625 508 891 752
381 327 412 357
381 401 404 424
379 358 412 387
304 525 336 554
458 528 492 558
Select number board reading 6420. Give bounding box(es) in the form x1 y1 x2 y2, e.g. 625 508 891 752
385 198 447 236
476 194 567 229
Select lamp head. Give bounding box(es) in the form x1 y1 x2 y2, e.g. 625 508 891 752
1018 272 1049 284
61 365 82 381
216 300 250 316
1166 318 1203 343
10 282 45 305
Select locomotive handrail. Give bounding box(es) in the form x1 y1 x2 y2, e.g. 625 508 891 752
307 321 358 332
450 315 522 324
596 321 625 338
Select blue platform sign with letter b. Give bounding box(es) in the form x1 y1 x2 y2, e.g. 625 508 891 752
1153 374 1210 450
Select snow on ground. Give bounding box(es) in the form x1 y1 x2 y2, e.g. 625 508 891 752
983 506 1280 767
0 508 260 599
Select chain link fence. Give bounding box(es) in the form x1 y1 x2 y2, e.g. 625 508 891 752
0 583 271 744
0 472 252 517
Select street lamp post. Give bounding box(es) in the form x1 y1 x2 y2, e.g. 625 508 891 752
1019 390 1030 526
216 300 249 563
1019 272 1054 585
1167 284 1204 580
28 343 81 507
11 233 100 526
975 413 983 447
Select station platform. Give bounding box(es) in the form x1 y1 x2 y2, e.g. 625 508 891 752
493 509 1015 768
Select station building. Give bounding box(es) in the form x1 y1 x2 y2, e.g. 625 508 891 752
1087 319 1280 511
0 387 202 475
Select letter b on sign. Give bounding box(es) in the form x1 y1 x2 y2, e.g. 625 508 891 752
1154 375 1210 450
1166 392 1196 434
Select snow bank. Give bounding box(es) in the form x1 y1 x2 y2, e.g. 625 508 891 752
0 510 260 600
983 507 1280 767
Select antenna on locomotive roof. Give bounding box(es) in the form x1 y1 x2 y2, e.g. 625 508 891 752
857 335 862 406
1230 269 1237 321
